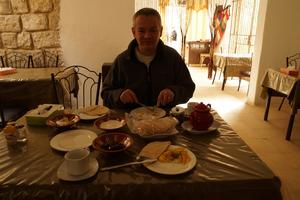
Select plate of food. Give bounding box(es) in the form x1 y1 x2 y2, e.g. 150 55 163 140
181 120 221 135
126 115 178 139
77 105 110 120
130 107 166 120
94 116 126 131
47 113 80 129
50 129 97 152
143 145 197 175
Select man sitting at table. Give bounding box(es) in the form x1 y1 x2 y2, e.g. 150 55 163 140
101 8 195 109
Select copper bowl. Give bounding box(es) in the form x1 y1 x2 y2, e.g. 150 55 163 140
92 132 133 154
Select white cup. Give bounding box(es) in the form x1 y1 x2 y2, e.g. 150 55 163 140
64 148 90 176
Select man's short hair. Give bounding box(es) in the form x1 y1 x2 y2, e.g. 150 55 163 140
133 8 162 26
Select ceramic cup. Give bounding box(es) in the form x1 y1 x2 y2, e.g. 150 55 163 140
64 148 90 176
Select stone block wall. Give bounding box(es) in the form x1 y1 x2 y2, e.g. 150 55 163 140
0 0 62 63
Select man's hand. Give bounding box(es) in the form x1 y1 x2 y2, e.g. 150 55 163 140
157 88 174 107
120 89 138 104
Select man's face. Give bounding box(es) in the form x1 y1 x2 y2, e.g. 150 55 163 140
132 15 162 56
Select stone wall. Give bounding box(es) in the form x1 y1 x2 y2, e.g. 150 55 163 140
0 0 61 61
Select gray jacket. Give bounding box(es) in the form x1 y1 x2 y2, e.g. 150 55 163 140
101 39 195 109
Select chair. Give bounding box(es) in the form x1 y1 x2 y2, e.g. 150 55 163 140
4 51 30 68
101 62 112 83
29 51 45 68
237 70 251 94
211 48 223 84
43 49 62 67
51 65 101 109
278 53 300 110
1 55 5 68
0 106 27 128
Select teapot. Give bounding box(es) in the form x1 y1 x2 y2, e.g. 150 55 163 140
189 102 214 130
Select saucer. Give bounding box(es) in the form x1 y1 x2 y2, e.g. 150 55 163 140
57 158 99 181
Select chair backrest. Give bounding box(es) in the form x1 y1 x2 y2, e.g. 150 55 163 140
286 53 300 68
101 62 112 83
51 65 101 109
4 51 30 68
29 51 44 68
0 55 4 68
43 49 62 67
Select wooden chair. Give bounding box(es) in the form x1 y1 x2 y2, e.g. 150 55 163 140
4 51 30 68
51 65 101 109
278 53 300 110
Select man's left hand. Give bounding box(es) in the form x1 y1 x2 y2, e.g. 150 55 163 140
157 88 174 107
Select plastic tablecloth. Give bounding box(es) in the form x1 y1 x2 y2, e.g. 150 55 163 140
0 110 282 200
0 68 61 109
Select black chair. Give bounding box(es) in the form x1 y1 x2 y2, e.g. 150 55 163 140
51 65 101 109
0 55 5 68
43 49 61 67
4 51 30 68
29 51 45 68
278 53 300 110
101 62 112 84
0 106 27 128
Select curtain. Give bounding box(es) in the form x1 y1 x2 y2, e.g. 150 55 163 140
159 0 170 42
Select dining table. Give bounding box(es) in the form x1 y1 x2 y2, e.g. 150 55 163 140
0 107 282 200
0 68 62 109
261 68 300 140
213 53 252 90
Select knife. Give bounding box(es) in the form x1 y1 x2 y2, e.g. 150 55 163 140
99 159 156 171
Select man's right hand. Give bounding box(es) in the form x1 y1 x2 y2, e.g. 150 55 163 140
120 89 138 104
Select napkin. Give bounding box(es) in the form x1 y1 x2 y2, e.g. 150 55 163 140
138 141 171 159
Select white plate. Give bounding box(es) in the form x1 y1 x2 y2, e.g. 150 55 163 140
181 120 220 135
130 107 166 120
50 129 98 152
144 145 196 175
57 158 98 181
78 112 106 120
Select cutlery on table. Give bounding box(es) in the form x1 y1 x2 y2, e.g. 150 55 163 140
99 159 156 171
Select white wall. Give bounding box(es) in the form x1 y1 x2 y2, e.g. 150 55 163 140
248 0 300 105
60 0 134 72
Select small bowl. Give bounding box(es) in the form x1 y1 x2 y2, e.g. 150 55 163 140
94 115 126 131
46 113 80 129
92 132 133 154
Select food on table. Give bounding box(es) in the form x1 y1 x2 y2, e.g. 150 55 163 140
130 107 166 120
81 105 109 116
134 117 178 136
3 124 17 135
158 147 190 164
100 119 124 130
139 141 171 159
56 116 72 126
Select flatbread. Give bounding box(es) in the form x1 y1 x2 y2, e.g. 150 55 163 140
139 141 171 159
80 105 109 116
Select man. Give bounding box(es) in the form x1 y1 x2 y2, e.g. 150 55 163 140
101 8 195 109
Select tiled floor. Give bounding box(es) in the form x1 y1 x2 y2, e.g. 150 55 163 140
188 66 300 200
